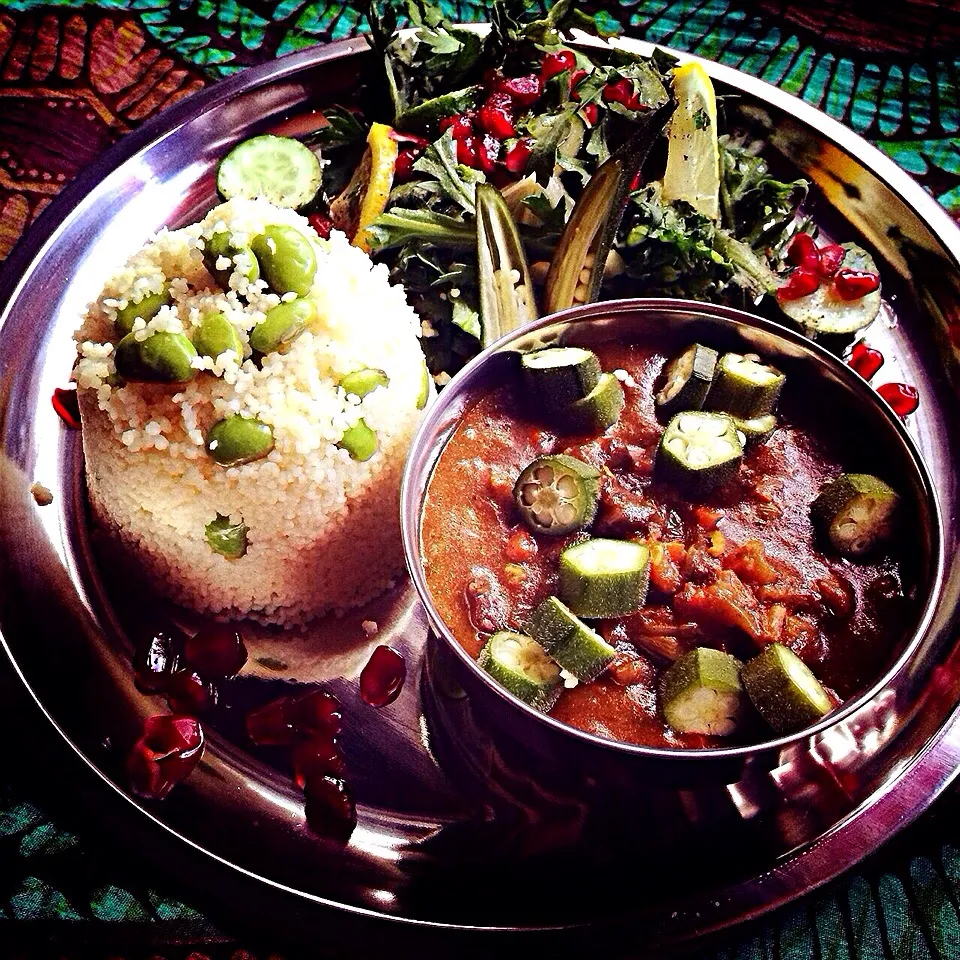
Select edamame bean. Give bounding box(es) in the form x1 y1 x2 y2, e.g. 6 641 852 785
205 513 248 559
340 368 389 399
206 415 274 466
203 231 260 290
194 312 244 361
114 331 199 383
338 419 378 461
249 298 314 355
115 285 170 336
251 226 316 297
416 359 432 410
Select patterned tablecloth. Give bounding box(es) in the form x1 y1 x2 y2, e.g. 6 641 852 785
1 1 959 957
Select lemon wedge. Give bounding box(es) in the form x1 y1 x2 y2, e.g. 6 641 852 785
329 122 399 252
661 61 720 220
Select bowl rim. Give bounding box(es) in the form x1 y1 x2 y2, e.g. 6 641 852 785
401 296 946 761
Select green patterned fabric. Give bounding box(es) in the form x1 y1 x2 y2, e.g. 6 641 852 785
1 0 959 954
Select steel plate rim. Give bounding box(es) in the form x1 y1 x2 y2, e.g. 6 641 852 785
0 26 958 945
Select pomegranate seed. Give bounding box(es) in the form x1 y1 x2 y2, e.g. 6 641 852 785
134 628 183 693
478 93 516 139
630 170 644 191
292 738 345 787
540 49 576 82
359 646 406 708
581 102 599 126
834 268 880 301
291 689 343 739
127 714 203 800
456 136 480 167
848 341 885 381
787 233 820 271
478 134 501 174
439 113 474 140
877 382 920 417
776 267 819 301
246 695 297 746
304 774 356 842
603 78 644 110
166 670 217 714
504 138 532 174
52 387 81 429
817 242 845 278
489 167 515 189
393 149 418 183
495 73 542 107
568 68 588 99
183 624 247 678
307 214 333 240
388 130 428 148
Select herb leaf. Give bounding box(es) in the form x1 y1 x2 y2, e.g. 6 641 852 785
412 129 485 212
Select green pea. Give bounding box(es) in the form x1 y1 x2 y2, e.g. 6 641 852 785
416 359 431 410
339 418 378 462
115 284 170 336
114 331 199 383
203 231 260 290
205 513 248 559
206 415 274 466
194 312 244 361
340 368 389 399
251 226 316 297
249 298 314 355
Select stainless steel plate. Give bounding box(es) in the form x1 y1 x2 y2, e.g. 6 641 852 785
2 31 960 955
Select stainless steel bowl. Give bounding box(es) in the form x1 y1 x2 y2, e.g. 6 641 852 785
402 297 945 863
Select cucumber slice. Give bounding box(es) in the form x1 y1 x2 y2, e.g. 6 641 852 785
521 347 601 408
732 413 777 447
526 596 616 681
513 454 600 536
559 538 650 618
660 647 745 736
811 473 899 557
741 643 832 734
706 352 786 419
778 243 882 338
478 631 563 711
217 135 322 209
656 411 743 495
561 372 625 435
655 344 718 418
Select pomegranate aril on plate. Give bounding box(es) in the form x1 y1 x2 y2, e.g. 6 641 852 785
540 49 576 81
777 267 819 301
495 73 542 107
456 136 480 168
439 113 473 140
246 695 297 746
834 268 880 301
183 623 247 678
603 78 644 110
478 93 516 139
134 628 183 693
52 387 81 429
166 670 217 713
292 738 346 788
291 689 343 739
581 102 599 126
817 242 845 278
360 645 406 708
877 382 920 417
478 134 501 174
304 774 356 843
568 68 588 99
848 341 885 381
786 233 820 271
307 213 333 240
127 714 204 800
504 138 532 174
